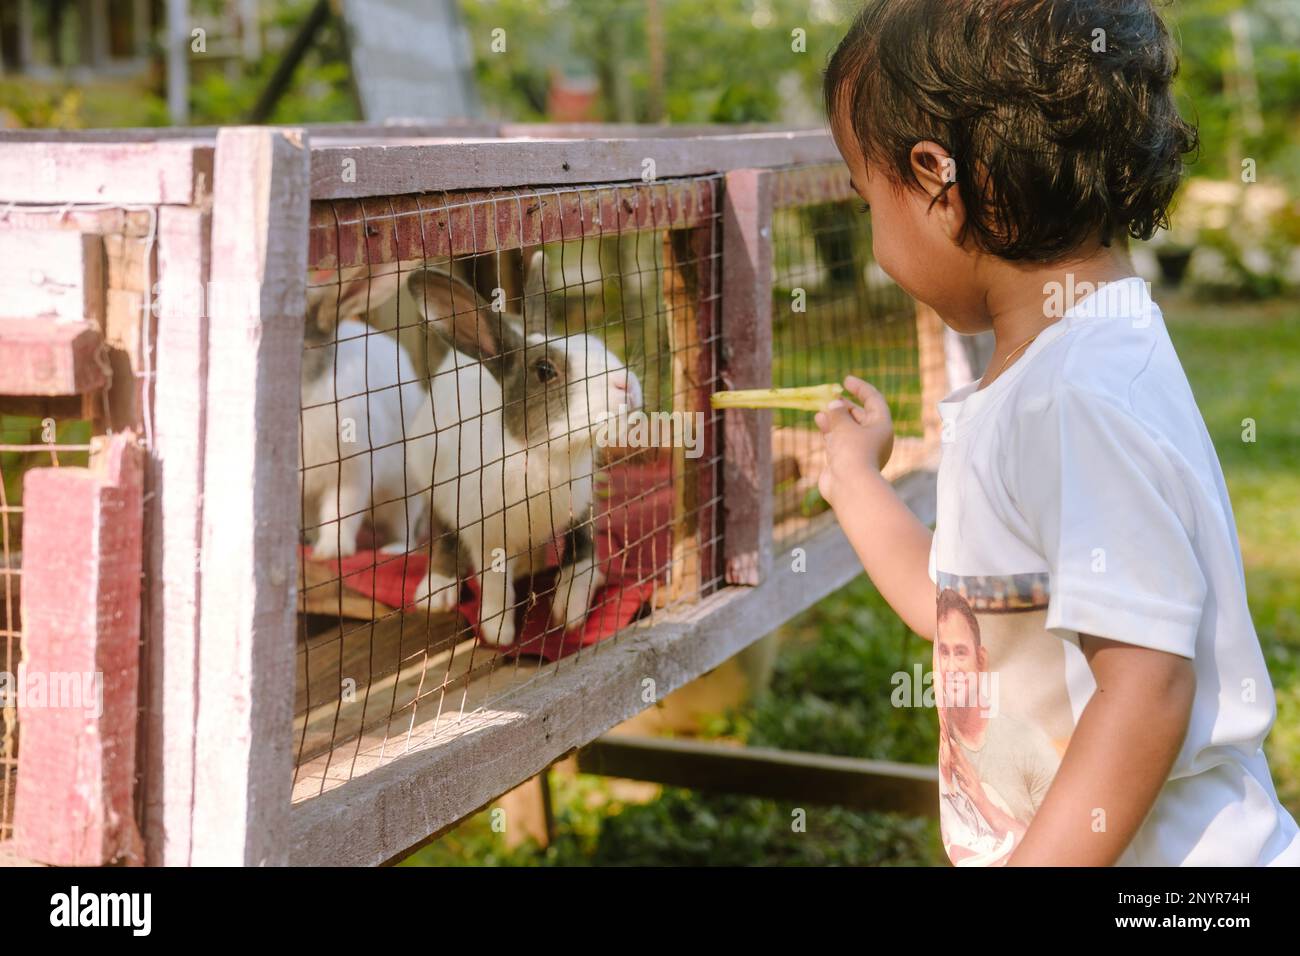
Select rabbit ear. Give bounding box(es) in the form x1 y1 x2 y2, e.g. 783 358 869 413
521 250 548 336
338 267 402 319
307 266 401 335
305 269 347 340
409 267 523 362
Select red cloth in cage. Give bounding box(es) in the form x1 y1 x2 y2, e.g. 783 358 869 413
303 459 674 661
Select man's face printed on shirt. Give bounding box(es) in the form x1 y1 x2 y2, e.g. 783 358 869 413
937 608 986 711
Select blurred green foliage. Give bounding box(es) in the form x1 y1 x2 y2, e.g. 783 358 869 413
461 0 841 123
1166 0 1300 185
0 417 93 546
189 1 359 125
2 0 1297 200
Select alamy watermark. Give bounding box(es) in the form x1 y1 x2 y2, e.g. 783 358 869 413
0 667 104 719
892 663 1000 717
594 405 704 459
1043 275 1156 328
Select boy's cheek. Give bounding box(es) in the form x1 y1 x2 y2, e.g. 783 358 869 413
872 205 935 292
874 237 933 304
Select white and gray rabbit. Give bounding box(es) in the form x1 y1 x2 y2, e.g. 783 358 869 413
300 271 428 559
403 255 643 646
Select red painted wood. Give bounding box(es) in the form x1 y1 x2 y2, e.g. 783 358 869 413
12 433 145 866
0 320 108 396
720 169 776 585
307 178 718 270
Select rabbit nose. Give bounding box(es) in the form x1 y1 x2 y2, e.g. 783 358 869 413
603 370 642 411
612 372 643 411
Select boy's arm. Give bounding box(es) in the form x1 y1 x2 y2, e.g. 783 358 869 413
827 469 936 639
815 377 936 640
1007 635 1195 866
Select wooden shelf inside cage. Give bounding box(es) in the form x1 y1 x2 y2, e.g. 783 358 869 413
293 606 547 802
294 556 559 800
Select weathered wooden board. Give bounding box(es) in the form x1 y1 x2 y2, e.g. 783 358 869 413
0 121 805 145
662 226 717 605
292 625 552 811
0 231 104 324
143 205 210 866
577 735 939 818
308 178 717 270
0 207 154 238
12 433 145 866
498 122 814 140
0 841 44 867
0 142 213 204
192 128 309 867
0 320 108 396
298 558 397 621
720 169 775 585
293 610 523 778
310 132 842 199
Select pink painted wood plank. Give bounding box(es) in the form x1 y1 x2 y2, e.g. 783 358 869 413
720 169 776 585
12 433 145 866
0 319 108 396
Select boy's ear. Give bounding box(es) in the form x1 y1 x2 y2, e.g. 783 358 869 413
909 140 965 240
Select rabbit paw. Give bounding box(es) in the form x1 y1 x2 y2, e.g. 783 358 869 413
550 563 606 631
310 533 357 560
478 606 517 648
413 571 460 613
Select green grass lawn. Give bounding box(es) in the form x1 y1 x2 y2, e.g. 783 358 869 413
404 292 1300 866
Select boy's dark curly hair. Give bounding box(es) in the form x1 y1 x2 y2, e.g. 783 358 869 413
824 0 1199 262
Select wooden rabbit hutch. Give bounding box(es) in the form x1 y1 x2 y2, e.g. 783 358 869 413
0 122 947 867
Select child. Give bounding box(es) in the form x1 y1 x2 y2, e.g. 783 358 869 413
815 0 1299 865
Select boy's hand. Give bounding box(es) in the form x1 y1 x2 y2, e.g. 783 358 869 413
814 376 895 507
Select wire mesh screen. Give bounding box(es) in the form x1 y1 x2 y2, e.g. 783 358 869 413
294 179 723 797
0 415 95 841
769 172 922 545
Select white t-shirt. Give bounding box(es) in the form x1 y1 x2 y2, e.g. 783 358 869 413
927 276 1300 866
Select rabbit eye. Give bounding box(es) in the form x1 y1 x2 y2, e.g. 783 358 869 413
533 358 559 383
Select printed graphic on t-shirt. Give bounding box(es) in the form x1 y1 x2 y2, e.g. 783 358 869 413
934 572 1075 867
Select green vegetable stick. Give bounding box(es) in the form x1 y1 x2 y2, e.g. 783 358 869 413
709 383 845 412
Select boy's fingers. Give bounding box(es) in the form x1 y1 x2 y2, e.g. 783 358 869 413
815 403 855 434
844 375 883 409
829 397 869 425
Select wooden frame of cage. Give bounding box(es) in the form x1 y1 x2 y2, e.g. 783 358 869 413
0 124 948 867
